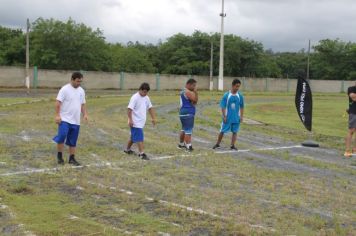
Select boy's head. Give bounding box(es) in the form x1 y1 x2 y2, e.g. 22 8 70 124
139 82 150 96
185 78 197 91
231 79 241 93
71 72 83 88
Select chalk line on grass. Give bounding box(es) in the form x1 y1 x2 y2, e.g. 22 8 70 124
215 145 303 154
87 181 276 232
0 145 303 177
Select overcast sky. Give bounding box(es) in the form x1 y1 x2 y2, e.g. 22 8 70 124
1 0 355 52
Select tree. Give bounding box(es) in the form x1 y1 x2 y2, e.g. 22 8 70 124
108 43 155 73
30 18 110 71
0 26 25 65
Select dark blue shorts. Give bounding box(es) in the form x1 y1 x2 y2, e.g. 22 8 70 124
53 121 80 147
130 127 144 143
180 114 195 135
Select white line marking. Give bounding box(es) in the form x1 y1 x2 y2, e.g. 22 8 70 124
87 181 275 232
0 146 299 177
88 181 224 219
215 145 302 154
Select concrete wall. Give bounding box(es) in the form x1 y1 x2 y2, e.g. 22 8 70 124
0 66 354 93
0 66 29 87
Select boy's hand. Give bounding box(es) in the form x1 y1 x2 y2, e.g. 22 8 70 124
152 119 156 126
128 119 134 127
223 116 227 123
55 115 61 124
83 114 89 123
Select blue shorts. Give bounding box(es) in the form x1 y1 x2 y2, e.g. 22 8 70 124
220 122 240 134
180 114 195 135
53 121 80 147
130 127 144 143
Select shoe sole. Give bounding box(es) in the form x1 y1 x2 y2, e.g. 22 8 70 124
69 162 81 166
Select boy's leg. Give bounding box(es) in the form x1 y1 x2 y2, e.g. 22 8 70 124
179 130 185 143
126 140 133 150
214 121 229 149
57 143 64 153
69 146 76 156
345 128 355 156
66 124 81 166
230 123 240 148
180 115 194 150
137 142 144 153
53 122 69 164
231 133 237 146
216 132 224 145
178 130 186 149
124 127 135 154
184 134 192 145
57 143 64 164
130 127 146 156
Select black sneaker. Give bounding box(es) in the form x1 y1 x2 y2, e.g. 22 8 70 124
124 149 134 155
57 156 64 165
212 144 220 149
177 144 186 149
139 153 149 160
230 145 238 151
69 157 81 166
186 146 194 152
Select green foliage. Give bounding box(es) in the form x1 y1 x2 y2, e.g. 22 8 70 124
311 39 355 80
30 18 110 71
108 43 156 73
0 26 25 65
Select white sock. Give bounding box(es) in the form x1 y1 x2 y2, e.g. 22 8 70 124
186 143 192 148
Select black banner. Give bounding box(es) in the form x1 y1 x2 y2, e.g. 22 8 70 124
295 77 313 131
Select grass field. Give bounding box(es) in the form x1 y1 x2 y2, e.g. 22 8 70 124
0 89 355 236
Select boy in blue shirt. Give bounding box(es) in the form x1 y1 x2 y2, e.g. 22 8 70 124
213 79 244 150
178 79 198 151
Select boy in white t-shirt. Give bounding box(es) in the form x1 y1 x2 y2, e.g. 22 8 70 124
124 83 156 160
53 72 88 166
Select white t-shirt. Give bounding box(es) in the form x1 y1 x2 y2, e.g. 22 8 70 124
128 92 153 128
56 83 86 125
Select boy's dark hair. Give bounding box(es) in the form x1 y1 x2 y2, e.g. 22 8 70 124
139 82 150 91
71 72 83 80
186 78 197 85
232 79 241 86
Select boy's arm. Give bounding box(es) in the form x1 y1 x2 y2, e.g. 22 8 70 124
240 94 244 122
148 108 156 126
128 108 133 127
81 104 88 122
55 100 62 124
220 94 227 123
185 89 198 104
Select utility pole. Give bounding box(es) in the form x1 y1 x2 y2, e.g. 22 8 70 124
218 0 226 91
25 18 30 94
209 40 213 91
306 39 311 81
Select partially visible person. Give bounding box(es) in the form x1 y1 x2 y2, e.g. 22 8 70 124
213 79 244 150
178 79 198 152
124 83 156 160
344 81 356 158
53 72 88 166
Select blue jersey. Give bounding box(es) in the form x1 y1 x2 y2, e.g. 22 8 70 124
220 91 244 123
179 89 196 116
